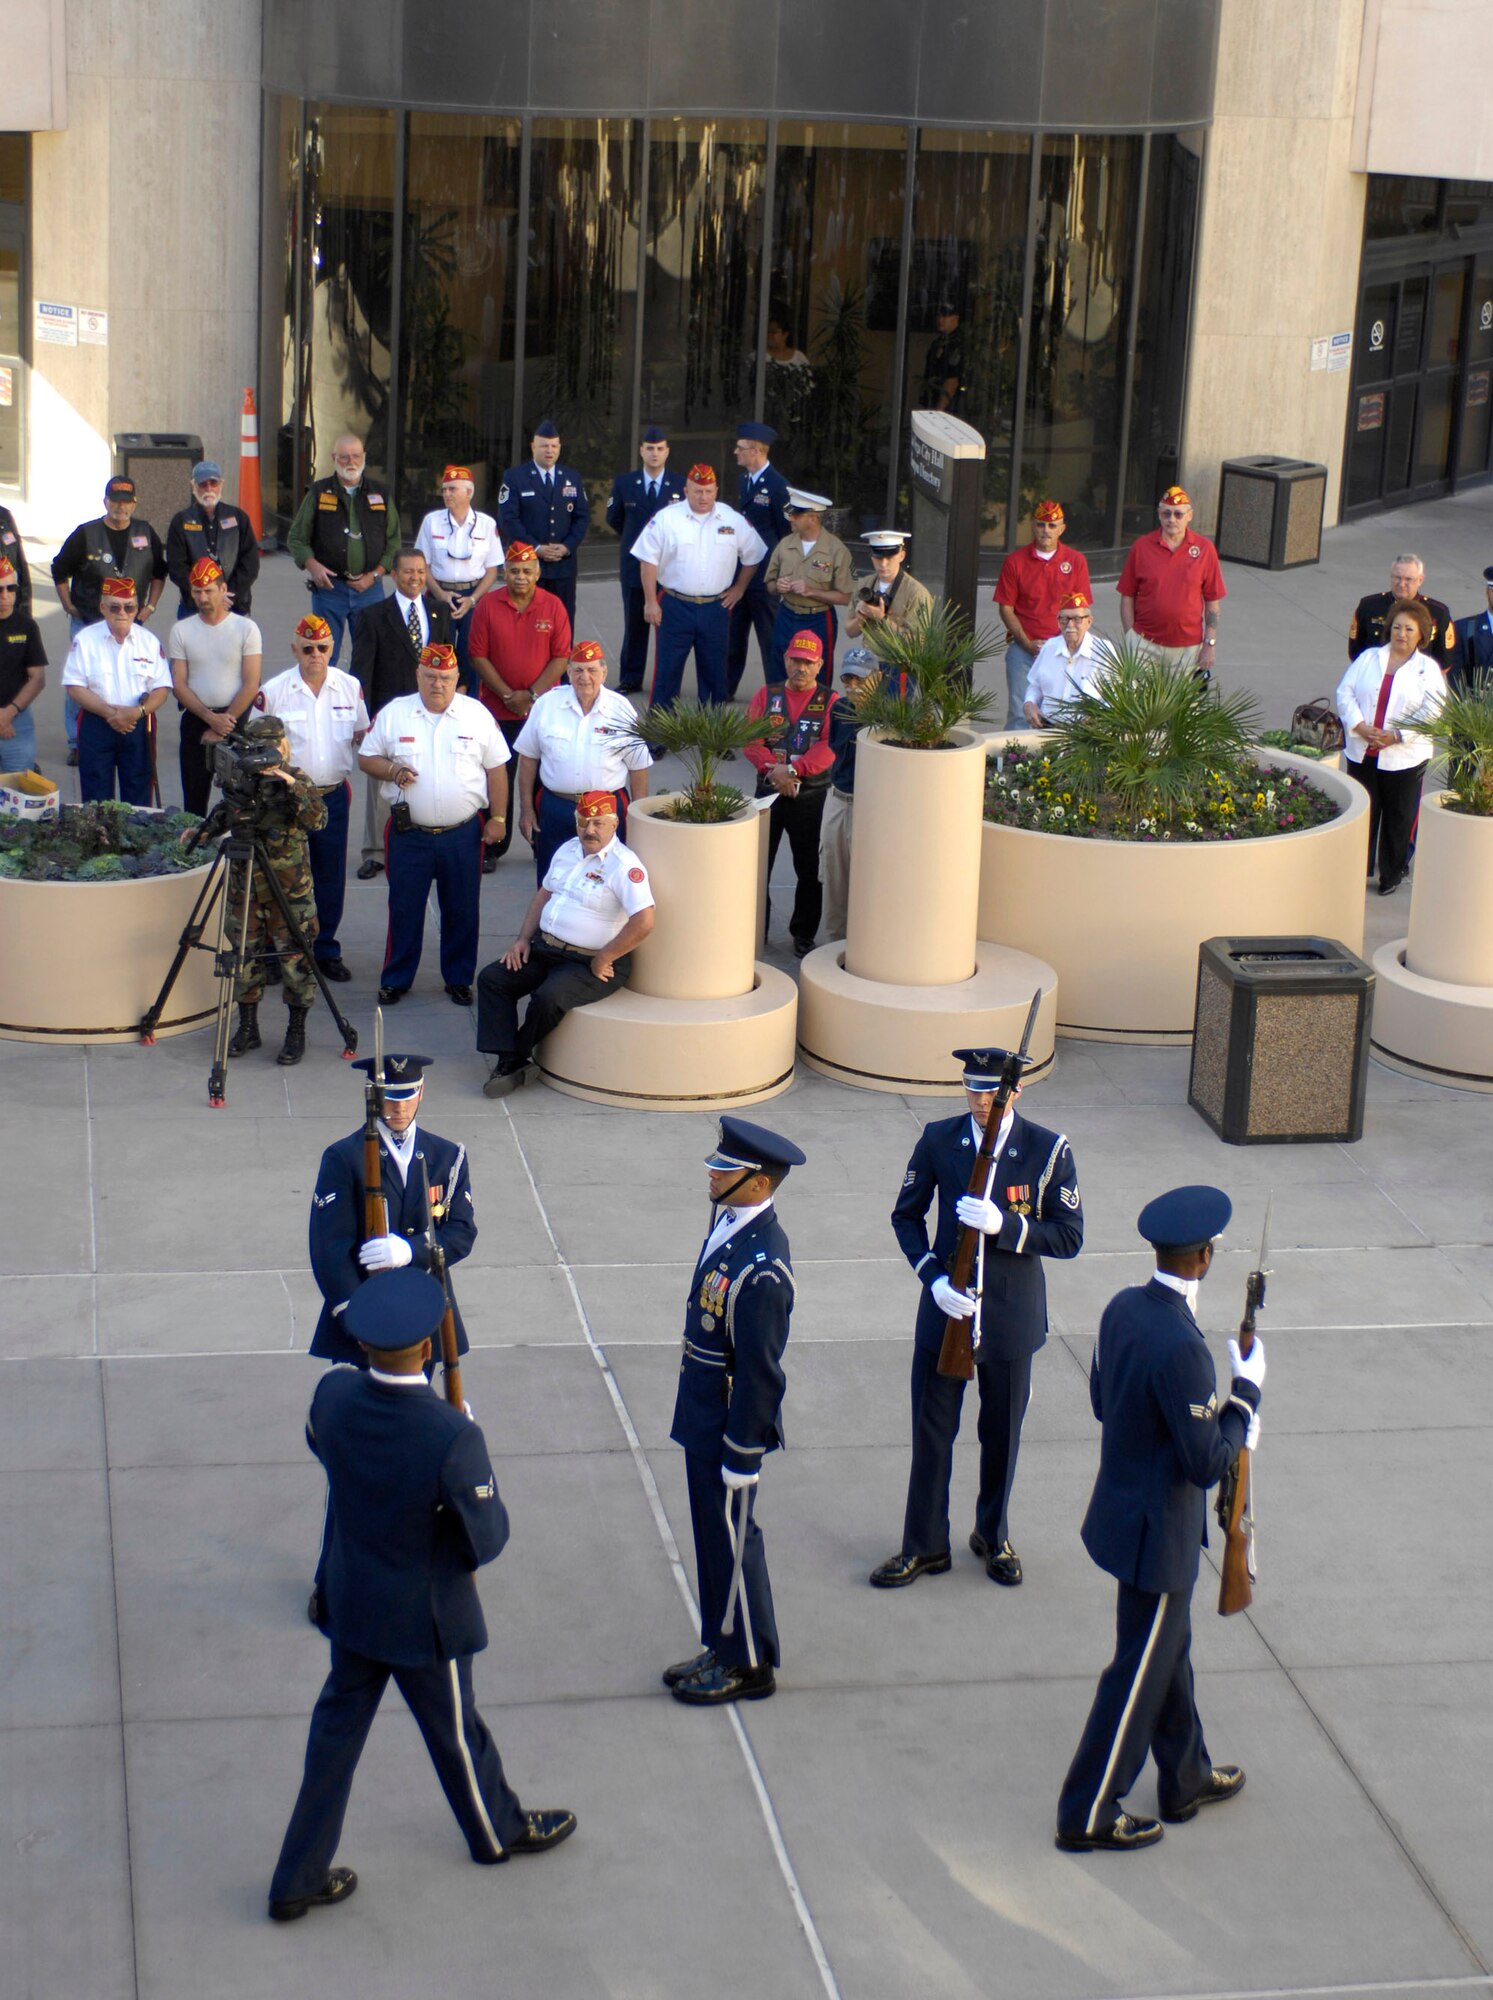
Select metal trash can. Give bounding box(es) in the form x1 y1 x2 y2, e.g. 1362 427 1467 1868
113 431 204 530
1216 456 1327 570
1189 936 1374 1145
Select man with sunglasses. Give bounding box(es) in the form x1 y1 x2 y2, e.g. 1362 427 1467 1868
0 558 46 776
1118 484 1226 677
259 615 371 984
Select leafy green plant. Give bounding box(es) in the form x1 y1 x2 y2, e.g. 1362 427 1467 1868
622 701 781 824
0 805 203 881
1255 727 1334 763
1404 684 1493 816
851 603 1002 747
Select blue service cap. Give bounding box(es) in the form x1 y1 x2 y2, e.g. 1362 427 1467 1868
344 1268 447 1352
705 1115 806 1176
351 1052 433 1100
532 417 560 439
1483 565 1493 585
954 1046 1035 1090
641 425 669 444
192 460 224 483
735 421 778 445
1137 1184 1232 1250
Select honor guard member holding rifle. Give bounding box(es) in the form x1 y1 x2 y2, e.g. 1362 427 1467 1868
497 420 589 628
268 1268 575 1922
1056 1185 1264 1853
665 1118 805 1707
726 421 793 698
871 1047 1083 1590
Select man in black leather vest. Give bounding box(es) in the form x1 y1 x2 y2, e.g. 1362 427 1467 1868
166 458 259 619
51 475 167 764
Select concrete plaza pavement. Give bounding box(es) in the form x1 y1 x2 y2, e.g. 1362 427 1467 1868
4 491 1493 1999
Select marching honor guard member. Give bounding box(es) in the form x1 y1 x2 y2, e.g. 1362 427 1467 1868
268 1269 575 1921
308 1054 476 1368
665 1119 806 1707
1056 1186 1264 1853
871 1048 1083 1590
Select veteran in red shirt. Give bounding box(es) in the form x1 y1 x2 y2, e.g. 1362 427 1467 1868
993 499 1092 727
1117 484 1226 676
468 542 573 861
744 629 839 957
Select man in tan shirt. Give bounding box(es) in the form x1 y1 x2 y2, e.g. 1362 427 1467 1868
762 488 854 688
844 529 934 659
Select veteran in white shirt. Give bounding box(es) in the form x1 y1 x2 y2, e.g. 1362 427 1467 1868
414 463 502 690
632 463 766 708
513 638 652 879
62 576 172 805
1023 594 1117 726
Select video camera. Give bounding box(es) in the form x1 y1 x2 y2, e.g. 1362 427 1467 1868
209 716 290 809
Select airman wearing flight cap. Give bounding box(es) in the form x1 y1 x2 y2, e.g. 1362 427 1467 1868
1056 1184 1264 1854
664 1117 806 1707
994 499 1094 727
727 421 794 697
846 529 935 663
606 425 685 691
166 457 261 620
1452 562 1493 694
1118 484 1226 676
268 1265 575 1923
872 1046 1083 1591
762 489 855 687
497 419 589 627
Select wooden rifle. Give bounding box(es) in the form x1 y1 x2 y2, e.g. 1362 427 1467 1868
1217 1195 1272 1616
362 1006 390 1242
419 1153 465 1411
935 988 1043 1380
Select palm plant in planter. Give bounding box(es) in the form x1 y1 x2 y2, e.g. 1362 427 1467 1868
851 603 1002 746
1405 684 1493 816
622 701 782 822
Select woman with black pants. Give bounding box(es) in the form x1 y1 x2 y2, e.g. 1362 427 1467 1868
1337 598 1446 895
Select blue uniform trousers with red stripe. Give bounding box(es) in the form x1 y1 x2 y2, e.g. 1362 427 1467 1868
308 780 350 964
725 580 776 698
652 594 729 707
381 815 482 992
769 604 837 688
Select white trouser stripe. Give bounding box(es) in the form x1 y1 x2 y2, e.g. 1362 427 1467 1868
1085 1591 1171 1834
447 1658 503 1858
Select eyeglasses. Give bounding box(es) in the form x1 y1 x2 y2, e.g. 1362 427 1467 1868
1158 507 1189 519
301 641 334 653
0 583 16 595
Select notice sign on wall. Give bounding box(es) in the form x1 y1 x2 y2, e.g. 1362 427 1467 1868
0 365 12 408
79 308 109 346
35 301 77 346
1311 331 1353 373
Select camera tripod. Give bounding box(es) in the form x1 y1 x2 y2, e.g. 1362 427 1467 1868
140 826 358 1107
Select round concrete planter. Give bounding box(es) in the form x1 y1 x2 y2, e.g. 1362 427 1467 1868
538 791 797 1109
977 738 1369 1042
0 864 219 1044
1371 794 1493 1090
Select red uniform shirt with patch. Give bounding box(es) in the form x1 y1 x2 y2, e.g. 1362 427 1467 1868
993 541 1093 645
468 584 573 724
1117 530 1227 648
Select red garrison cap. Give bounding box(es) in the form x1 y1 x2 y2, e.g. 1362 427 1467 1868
189 557 224 588
570 639 606 666
576 790 619 820
1161 484 1191 507
419 643 460 672
1033 499 1065 524
505 540 537 562
441 464 474 484
296 614 333 641
687 463 718 485
1058 592 1092 613
101 576 138 601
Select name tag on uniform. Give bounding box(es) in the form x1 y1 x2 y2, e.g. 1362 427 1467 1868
318 494 339 509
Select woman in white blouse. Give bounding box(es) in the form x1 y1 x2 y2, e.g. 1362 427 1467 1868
1336 597 1446 895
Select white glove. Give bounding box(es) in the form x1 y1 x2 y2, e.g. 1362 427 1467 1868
1245 1411 1261 1452
722 1465 758 1490
358 1233 413 1272
462 1399 474 1422
956 1193 1004 1235
932 1275 978 1321
1227 1335 1267 1392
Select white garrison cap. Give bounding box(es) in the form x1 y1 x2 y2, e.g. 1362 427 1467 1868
785 487 833 513
864 528 910 551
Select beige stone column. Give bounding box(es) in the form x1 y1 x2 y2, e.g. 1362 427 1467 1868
845 731 984 985
626 797 759 1000
1405 797 1493 987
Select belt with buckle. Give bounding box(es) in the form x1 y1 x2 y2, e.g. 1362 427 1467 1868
413 813 478 835
538 930 593 955
665 590 723 605
682 1339 726 1366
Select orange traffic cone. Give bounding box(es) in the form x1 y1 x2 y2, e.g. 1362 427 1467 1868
238 387 265 545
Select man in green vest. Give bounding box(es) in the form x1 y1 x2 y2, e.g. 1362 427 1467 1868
287 433 401 666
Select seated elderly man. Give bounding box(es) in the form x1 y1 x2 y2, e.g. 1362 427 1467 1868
1022 593 1116 727
476 791 656 1096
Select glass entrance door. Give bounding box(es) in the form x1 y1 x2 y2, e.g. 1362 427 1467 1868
1344 259 1472 515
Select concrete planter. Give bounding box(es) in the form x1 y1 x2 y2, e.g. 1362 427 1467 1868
1370 794 1493 1090
977 740 1368 1042
0 864 219 1044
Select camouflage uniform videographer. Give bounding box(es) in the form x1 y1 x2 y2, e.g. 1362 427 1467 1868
222 715 329 1067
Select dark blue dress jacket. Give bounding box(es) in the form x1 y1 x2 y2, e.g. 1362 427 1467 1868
606 468 686 589
670 1208 794 1476
736 465 793 574
497 461 589 581
1452 609 1493 694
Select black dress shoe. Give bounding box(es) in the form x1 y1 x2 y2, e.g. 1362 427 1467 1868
1055 1813 1164 1854
482 851 498 874
617 681 644 694
662 1647 716 1688
445 984 473 1006
268 1866 358 1921
869 1549 952 1589
376 986 406 1005
356 858 384 880
496 1809 577 1858
67 747 80 767
318 959 353 983
482 1061 529 1099
1377 874 1403 896
306 1587 320 1624
987 1541 1022 1585
1160 1765 1245 1823
791 936 815 959
670 1660 775 1705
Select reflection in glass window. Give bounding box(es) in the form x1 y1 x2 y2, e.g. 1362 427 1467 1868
642 120 767 479
1124 132 1201 538
261 98 303 526
302 106 397 480
399 114 520 521
769 123 907 534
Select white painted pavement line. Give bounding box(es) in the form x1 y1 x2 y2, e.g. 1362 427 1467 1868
1105 1979 1492 2000
82 1047 99 1356
501 1102 844 2000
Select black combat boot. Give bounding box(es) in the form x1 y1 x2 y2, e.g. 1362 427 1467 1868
277 1006 309 1067
227 1002 261 1056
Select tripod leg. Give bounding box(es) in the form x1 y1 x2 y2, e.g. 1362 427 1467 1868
140 847 228 1043
209 847 258 1107
253 839 359 1057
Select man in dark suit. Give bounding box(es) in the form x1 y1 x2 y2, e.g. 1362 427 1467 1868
1452 564 1493 694
267 1269 575 1921
871 1047 1084 1590
725 421 793 698
308 1054 475 1370
1055 1185 1265 1853
605 425 684 691
664 1118 806 1708
497 419 589 628
350 546 449 878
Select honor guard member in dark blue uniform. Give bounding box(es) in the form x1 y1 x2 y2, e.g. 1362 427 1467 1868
268 1269 575 1921
1055 1186 1265 1853
726 422 793 698
497 419 589 629
871 1047 1083 1590
605 425 684 692
309 1055 476 1369
664 1118 806 1707
1452 564 1493 694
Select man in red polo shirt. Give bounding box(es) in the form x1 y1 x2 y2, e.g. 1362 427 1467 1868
1118 484 1226 677
468 541 572 863
744 628 839 957
993 500 1091 728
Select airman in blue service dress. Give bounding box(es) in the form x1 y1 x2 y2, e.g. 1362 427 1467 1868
605 426 685 691
308 1055 475 1368
1055 1185 1265 1854
664 1117 806 1707
497 419 589 628
726 422 793 698
267 1271 575 1921
871 1047 1084 1590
